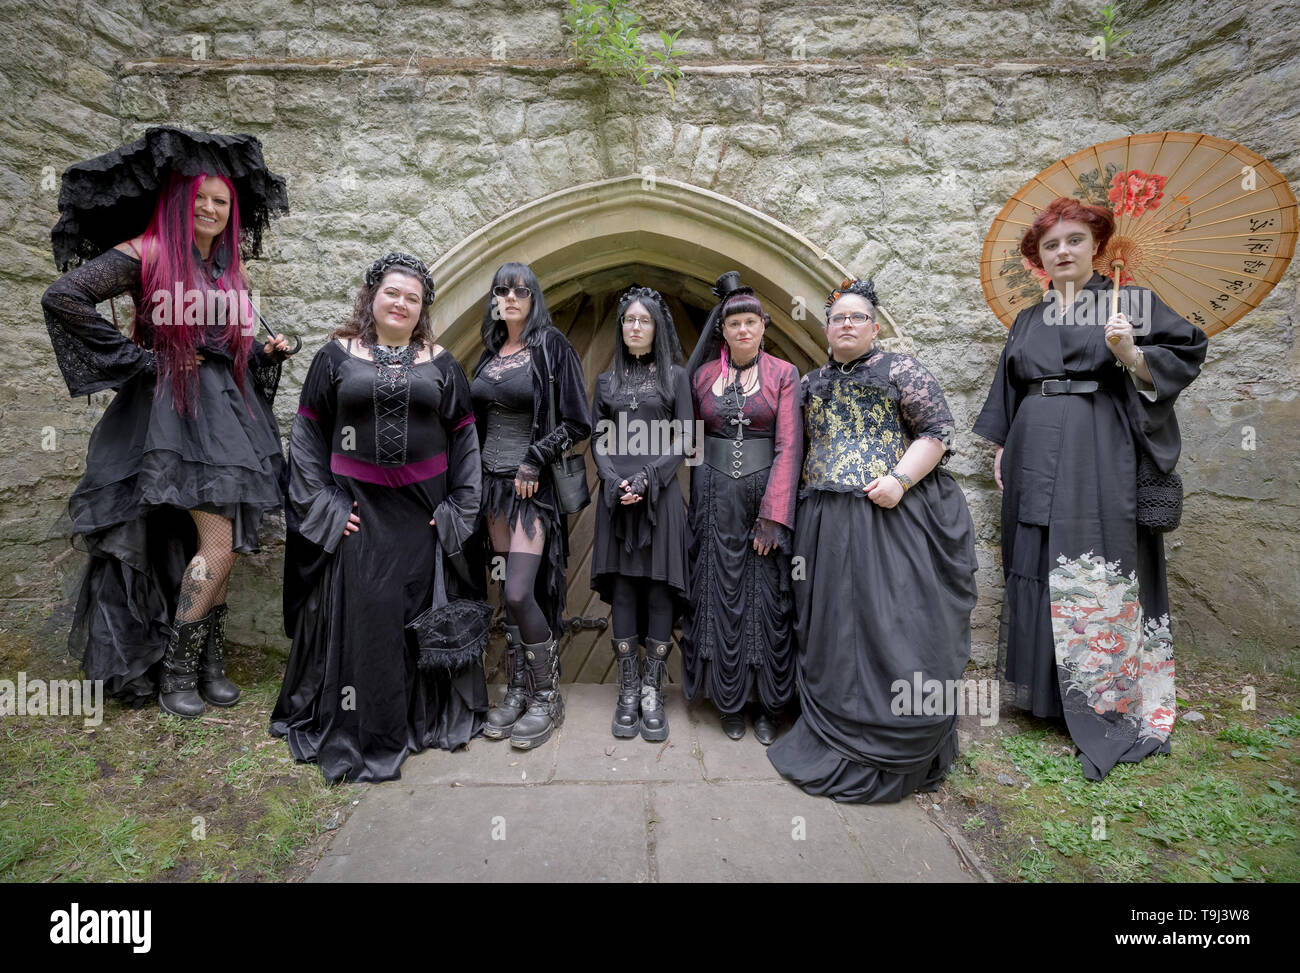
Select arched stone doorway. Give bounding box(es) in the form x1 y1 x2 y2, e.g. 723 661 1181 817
430 176 905 682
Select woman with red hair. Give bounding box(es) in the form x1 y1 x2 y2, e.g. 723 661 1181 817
974 196 1207 780
44 166 291 719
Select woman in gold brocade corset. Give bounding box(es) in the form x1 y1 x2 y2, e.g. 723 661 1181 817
767 278 979 804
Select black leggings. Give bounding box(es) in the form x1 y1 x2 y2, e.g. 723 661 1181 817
609 574 675 644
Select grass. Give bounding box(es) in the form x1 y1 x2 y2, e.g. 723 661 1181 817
932 656 1300 883
0 630 358 883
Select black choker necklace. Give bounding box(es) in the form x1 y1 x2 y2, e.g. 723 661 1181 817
731 352 759 372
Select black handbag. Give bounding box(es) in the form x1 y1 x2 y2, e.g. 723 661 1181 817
1135 452 1183 532
407 538 494 672
540 338 591 515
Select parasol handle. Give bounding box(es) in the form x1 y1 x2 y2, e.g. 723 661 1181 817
1107 259 1125 343
255 307 303 357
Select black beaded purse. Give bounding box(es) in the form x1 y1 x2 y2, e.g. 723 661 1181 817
408 539 493 672
1136 452 1183 532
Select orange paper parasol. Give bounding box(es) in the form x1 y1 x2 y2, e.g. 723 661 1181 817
981 131 1298 336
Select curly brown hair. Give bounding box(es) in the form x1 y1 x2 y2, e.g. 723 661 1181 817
332 267 435 347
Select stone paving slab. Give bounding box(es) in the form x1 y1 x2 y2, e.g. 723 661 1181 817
550 683 702 782
650 780 883 882
310 782 651 883
309 683 982 883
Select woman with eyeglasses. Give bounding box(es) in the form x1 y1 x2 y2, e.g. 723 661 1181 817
471 262 591 750
767 278 978 803
681 272 802 745
590 286 692 742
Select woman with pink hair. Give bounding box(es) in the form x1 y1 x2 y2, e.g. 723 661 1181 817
44 132 292 720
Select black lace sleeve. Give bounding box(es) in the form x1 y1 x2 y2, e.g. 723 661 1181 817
41 249 155 397
890 353 956 465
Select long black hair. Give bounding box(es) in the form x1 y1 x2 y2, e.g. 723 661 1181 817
606 285 682 402
479 261 552 354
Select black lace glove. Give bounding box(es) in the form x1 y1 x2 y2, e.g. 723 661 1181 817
751 517 791 552
516 459 541 485
623 470 649 498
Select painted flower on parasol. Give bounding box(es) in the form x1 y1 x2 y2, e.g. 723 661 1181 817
980 131 1298 336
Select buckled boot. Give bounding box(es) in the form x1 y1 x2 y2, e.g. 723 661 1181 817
158 615 210 719
611 636 641 738
640 637 673 742
510 631 564 750
483 624 527 740
198 604 241 706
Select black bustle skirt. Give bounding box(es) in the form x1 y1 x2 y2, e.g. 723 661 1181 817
681 463 795 714
65 362 283 700
767 473 978 803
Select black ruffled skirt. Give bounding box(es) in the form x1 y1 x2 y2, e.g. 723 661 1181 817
65 362 283 699
681 463 795 714
590 477 689 606
479 469 569 639
767 476 978 803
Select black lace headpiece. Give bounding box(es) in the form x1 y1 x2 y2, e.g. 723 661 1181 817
365 252 436 306
825 277 882 315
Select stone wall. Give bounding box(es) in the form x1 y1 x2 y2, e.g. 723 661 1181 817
1 0 1296 664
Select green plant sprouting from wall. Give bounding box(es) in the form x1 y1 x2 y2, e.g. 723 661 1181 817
564 0 684 98
1095 1 1136 59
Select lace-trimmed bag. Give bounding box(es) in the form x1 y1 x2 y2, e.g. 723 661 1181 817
409 538 493 672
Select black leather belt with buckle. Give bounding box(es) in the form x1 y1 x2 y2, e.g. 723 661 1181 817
703 434 773 478
1028 379 1101 396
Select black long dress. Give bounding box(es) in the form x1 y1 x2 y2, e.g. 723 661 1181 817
589 361 692 611
42 248 284 701
272 339 485 784
767 349 978 803
973 273 1207 781
682 352 803 715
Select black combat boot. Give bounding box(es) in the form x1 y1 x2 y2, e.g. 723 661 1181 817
483 624 527 739
198 604 241 706
510 631 564 750
610 636 641 738
640 637 673 742
158 616 210 719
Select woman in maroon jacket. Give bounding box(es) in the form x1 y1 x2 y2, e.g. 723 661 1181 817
681 272 803 745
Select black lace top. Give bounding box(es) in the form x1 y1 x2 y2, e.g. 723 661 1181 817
41 247 281 402
800 348 955 496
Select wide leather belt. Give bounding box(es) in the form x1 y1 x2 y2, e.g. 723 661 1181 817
1029 379 1101 396
703 434 773 478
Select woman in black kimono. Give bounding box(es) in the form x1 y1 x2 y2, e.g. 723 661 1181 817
682 272 803 745
590 286 693 741
472 262 591 751
43 160 289 719
272 252 485 783
973 197 1207 781
767 278 978 803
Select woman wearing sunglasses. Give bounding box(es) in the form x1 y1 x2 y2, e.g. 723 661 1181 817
471 262 591 750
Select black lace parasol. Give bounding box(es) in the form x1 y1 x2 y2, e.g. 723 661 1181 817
50 126 289 272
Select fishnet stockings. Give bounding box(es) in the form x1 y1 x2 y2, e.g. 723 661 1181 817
174 510 236 623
